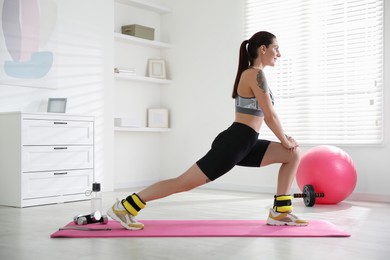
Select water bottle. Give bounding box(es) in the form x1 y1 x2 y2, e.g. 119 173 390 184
91 182 102 217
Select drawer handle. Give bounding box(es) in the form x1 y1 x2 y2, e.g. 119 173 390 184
54 172 68 175
54 147 68 150
54 122 68 125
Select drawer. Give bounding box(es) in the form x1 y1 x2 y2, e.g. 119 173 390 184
22 169 93 199
22 146 93 172
22 119 94 145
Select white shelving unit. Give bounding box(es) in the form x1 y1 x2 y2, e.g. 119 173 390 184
113 0 172 189
114 0 171 133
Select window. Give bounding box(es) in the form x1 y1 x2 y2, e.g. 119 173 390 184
245 0 384 145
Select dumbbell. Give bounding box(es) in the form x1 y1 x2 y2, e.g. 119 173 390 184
73 211 108 225
293 184 324 207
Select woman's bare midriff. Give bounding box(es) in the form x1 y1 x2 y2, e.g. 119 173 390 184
234 112 264 133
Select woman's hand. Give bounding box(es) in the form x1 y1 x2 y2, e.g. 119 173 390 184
282 135 299 151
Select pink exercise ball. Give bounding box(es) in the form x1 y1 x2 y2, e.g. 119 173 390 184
296 145 357 204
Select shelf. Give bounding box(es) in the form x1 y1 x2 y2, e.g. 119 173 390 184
115 127 171 133
114 73 171 84
115 0 170 13
114 32 171 49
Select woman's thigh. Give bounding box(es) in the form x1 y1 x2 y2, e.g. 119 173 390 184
260 142 300 166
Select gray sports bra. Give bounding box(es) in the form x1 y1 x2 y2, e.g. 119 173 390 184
235 91 274 117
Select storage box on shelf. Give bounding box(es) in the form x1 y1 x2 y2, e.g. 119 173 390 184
121 24 155 40
0 112 95 207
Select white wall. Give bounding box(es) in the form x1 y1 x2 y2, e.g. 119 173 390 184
159 0 242 180
0 0 115 191
160 0 390 202
1 0 388 201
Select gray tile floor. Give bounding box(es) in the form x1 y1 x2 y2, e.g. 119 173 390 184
0 189 389 260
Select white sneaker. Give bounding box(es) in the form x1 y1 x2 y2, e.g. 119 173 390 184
107 199 144 230
266 208 309 226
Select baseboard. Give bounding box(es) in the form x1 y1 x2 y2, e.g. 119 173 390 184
200 182 390 204
347 192 390 203
200 182 300 195
114 180 390 204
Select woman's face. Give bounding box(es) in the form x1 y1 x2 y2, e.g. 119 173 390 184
261 38 281 67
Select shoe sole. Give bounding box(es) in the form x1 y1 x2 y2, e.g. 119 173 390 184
107 208 144 230
266 218 308 226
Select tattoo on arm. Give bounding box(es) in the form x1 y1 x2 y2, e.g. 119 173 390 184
256 70 269 93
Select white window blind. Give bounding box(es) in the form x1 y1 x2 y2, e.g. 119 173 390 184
245 0 384 145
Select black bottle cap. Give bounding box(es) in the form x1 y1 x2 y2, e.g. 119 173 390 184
92 182 101 192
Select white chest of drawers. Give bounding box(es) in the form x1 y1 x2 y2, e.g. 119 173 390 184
0 112 94 207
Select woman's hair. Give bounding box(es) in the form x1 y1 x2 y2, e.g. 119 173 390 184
232 31 276 98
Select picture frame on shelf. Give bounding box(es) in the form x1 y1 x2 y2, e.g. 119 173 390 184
148 59 166 79
47 98 67 113
147 108 169 128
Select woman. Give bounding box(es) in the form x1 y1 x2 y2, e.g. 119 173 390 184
107 31 308 229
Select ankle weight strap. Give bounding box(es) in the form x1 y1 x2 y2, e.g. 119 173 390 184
273 195 293 213
122 193 146 216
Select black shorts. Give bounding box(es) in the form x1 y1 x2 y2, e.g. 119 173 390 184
196 122 271 181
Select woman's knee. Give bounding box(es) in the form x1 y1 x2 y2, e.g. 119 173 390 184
290 146 301 164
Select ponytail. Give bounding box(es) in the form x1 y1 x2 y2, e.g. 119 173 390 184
232 40 250 98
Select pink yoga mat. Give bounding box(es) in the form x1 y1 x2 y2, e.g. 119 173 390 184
51 220 350 238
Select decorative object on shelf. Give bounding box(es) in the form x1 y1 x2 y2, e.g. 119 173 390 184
121 24 155 40
114 67 136 75
114 117 141 128
147 108 169 128
148 59 166 79
47 98 67 113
